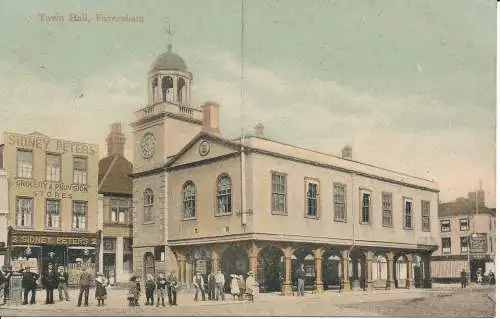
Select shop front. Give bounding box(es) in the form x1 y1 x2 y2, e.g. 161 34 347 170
7 227 101 285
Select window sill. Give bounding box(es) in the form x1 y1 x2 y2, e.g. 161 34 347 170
421 230 431 233
215 213 232 217
44 227 61 231
359 222 370 225
382 224 393 228
403 227 414 231
333 218 347 223
271 211 287 216
15 225 33 229
442 252 451 255
304 215 319 220
71 228 88 232
183 217 197 221
143 221 155 225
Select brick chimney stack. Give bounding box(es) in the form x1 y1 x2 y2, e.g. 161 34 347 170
202 101 220 135
341 145 352 160
106 122 126 157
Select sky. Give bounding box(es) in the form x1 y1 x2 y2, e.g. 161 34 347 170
0 0 496 205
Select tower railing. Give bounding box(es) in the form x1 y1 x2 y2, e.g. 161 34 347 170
134 102 203 121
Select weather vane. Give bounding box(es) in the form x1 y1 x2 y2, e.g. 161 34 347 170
164 17 174 50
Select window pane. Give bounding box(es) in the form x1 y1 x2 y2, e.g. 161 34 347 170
17 150 33 178
73 157 87 184
17 198 33 227
73 201 87 230
46 154 61 181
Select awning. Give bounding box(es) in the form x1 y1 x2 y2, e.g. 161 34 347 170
68 246 96 250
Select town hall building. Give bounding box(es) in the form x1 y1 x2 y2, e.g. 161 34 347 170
131 44 441 295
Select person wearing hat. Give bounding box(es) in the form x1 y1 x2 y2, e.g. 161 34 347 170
237 274 245 300
57 266 70 302
127 276 139 307
192 271 205 301
155 272 167 307
166 270 178 306
95 273 107 306
21 267 39 305
207 271 216 300
245 271 256 302
77 267 92 307
42 263 58 304
0 265 12 304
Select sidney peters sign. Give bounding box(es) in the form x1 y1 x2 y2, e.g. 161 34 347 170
10 234 98 247
16 179 88 199
6 132 98 156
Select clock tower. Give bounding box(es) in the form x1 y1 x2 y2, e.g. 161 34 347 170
130 44 204 278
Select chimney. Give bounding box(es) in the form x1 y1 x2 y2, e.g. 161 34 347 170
202 101 220 135
254 123 264 137
106 122 126 157
341 145 352 160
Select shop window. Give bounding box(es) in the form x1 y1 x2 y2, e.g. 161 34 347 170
16 197 33 227
17 150 33 178
73 157 87 184
72 200 87 230
103 238 116 252
46 153 61 182
45 199 60 229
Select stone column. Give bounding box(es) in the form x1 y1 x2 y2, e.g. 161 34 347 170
172 76 178 104
247 242 260 278
386 251 395 289
406 254 414 289
211 249 220 274
423 253 432 288
282 247 293 296
365 251 374 291
176 252 186 285
116 236 124 281
157 75 162 102
341 249 351 292
314 247 324 294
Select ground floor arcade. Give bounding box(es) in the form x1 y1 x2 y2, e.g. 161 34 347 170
164 240 434 295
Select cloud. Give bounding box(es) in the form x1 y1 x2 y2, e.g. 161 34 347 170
0 47 494 205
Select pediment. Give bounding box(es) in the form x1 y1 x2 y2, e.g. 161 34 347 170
167 133 240 168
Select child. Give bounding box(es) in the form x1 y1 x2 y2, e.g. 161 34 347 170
95 273 107 307
145 274 155 306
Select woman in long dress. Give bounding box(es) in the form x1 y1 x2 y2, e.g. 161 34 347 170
95 273 107 307
128 276 140 306
230 275 239 300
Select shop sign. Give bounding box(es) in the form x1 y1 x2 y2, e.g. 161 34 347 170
6 132 98 156
11 234 97 247
470 233 488 254
15 179 89 199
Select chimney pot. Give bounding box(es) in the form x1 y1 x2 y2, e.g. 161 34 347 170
201 101 220 135
341 145 352 160
254 123 264 137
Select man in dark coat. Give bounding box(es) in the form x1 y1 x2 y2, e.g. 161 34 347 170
0 265 12 304
77 267 92 307
22 267 39 305
167 271 178 306
207 272 216 300
42 263 58 304
460 268 467 288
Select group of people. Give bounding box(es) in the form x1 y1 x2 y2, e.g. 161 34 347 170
193 269 257 303
127 271 178 307
460 268 496 288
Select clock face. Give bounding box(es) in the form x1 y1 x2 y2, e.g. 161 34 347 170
140 133 156 159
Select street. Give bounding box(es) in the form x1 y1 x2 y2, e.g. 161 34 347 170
0 286 495 317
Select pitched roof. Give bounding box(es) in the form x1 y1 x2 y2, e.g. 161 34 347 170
98 154 132 195
439 198 495 217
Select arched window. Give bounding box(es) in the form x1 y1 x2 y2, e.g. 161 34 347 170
161 76 174 102
183 181 196 218
177 78 186 104
216 175 232 215
143 188 154 222
152 77 158 101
